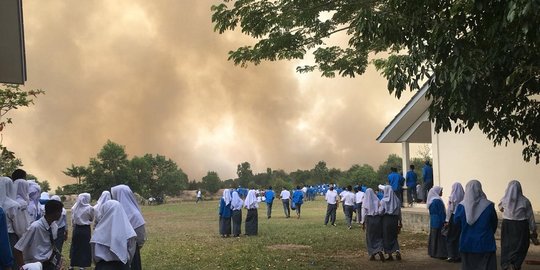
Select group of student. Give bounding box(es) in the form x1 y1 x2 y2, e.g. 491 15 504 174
0 169 146 270
218 186 307 237
427 179 538 270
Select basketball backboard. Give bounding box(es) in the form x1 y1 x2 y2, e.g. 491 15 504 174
0 0 27 84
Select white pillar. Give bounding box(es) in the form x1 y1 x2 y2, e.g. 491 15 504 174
401 142 410 177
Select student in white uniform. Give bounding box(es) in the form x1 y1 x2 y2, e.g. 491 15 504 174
111 185 146 270
26 181 41 221
324 186 338 226
91 200 137 270
14 199 64 270
93 191 111 226
70 193 94 270
342 185 356 229
279 188 291 218
50 195 68 253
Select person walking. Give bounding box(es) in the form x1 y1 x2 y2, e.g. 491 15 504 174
342 185 355 229
498 180 537 270
265 186 275 219
380 185 402 260
279 188 291 218
324 186 338 226
361 188 385 262
453 180 498 270
292 186 304 219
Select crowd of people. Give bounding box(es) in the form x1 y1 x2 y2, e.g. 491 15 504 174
0 169 146 270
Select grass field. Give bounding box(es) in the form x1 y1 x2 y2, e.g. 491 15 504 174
61 199 459 270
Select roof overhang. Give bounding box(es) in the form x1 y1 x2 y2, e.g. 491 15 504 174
376 82 432 144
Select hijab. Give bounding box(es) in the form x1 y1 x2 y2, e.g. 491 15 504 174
0 177 18 210
380 185 400 215
499 180 530 221
231 191 243 210
244 189 258 209
111 185 145 229
94 191 112 222
14 179 30 206
222 189 232 205
72 193 92 223
460 180 492 225
448 182 465 214
90 200 137 264
426 186 443 208
362 188 380 216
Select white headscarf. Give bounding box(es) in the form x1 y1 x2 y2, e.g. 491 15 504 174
231 191 243 210
90 200 137 264
380 185 400 215
498 180 531 221
244 189 258 209
21 262 43 270
14 179 30 205
0 177 18 210
362 188 380 216
39 192 50 201
448 182 465 212
72 193 92 223
426 186 443 208
222 189 232 205
460 180 492 225
111 185 145 229
94 191 112 221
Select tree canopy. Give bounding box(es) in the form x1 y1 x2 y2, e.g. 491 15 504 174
211 0 540 162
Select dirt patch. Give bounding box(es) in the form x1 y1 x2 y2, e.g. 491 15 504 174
267 244 312 250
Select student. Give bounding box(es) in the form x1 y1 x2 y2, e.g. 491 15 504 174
264 186 275 219
13 179 32 232
39 192 50 219
26 181 41 221
498 180 537 270
453 180 498 270
50 195 68 253
244 190 258 236
14 199 64 270
93 191 111 226
231 190 243 237
380 185 402 260
361 188 384 262
355 186 364 224
405 165 417 207
218 189 232 237
291 186 304 219
70 193 94 270
279 188 291 218
422 161 433 202
324 186 338 226
111 185 146 270
342 185 355 229
90 200 137 270
0 206 14 270
387 167 403 205
196 189 202 203
445 182 464 262
427 186 448 259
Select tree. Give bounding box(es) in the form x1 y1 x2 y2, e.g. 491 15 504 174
0 84 44 175
63 164 88 184
37 180 51 192
311 161 329 184
211 1 540 163
201 171 221 193
237 162 253 188
346 164 378 189
377 154 403 184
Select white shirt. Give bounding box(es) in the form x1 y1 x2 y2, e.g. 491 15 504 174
325 190 338 204
343 191 356 206
15 217 57 264
197 191 202 197
280 190 290 200
355 191 365 204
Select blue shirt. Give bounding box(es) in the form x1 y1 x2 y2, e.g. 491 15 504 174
388 172 402 191
422 165 433 184
292 190 304 205
265 190 275 204
428 199 446 229
0 207 14 268
453 203 498 253
406 170 417 188
219 198 232 218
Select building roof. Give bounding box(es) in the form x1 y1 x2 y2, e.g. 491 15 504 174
376 81 432 143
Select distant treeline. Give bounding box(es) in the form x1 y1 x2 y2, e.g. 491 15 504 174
57 140 431 199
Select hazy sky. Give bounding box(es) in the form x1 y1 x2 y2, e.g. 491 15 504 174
4 0 420 188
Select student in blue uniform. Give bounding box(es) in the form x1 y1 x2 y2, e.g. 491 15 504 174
498 180 537 270
445 182 464 262
453 180 497 270
387 168 403 206
405 165 417 207
264 186 275 219
427 186 447 259
219 189 232 237
422 161 433 202
292 186 304 219
0 207 14 269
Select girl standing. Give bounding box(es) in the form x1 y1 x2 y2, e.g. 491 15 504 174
427 186 447 259
244 190 258 236
231 190 243 237
219 189 232 237
445 182 464 262
70 193 94 270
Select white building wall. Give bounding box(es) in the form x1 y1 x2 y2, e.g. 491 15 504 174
432 126 540 212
